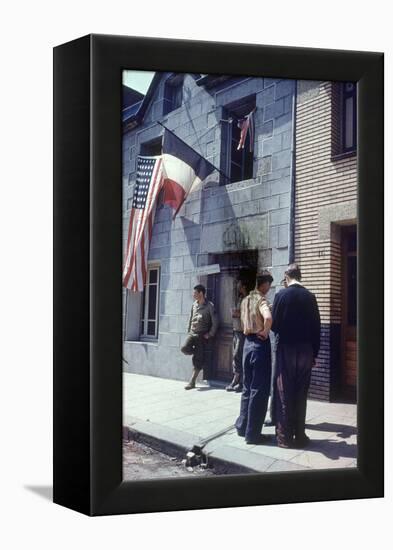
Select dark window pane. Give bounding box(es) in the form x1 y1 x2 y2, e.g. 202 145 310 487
149 268 158 284
347 255 357 326
347 231 357 253
148 285 157 319
147 321 156 336
344 96 354 149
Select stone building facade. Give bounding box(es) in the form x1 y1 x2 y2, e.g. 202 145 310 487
122 73 295 384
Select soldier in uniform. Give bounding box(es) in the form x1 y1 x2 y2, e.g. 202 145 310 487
235 271 273 444
181 284 218 390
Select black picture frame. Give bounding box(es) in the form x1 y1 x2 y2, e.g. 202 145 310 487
53 34 384 516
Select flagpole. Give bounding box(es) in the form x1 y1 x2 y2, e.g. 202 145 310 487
156 121 230 183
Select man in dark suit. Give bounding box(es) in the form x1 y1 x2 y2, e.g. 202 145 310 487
272 264 320 448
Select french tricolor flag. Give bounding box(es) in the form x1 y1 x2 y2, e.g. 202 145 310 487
161 130 216 218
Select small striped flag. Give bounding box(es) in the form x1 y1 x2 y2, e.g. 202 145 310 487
122 156 164 291
237 108 255 152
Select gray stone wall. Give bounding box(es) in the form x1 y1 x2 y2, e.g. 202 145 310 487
122 74 295 381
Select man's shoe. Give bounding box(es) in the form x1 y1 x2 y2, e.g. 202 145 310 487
226 375 239 391
293 435 310 448
245 434 270 445
184 382 196 390
234 384 243 393
277 441 291 449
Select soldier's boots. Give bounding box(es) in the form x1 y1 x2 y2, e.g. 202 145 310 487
184 368 200 390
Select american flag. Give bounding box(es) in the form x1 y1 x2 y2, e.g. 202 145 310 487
237 108 255 152
122 156 164 291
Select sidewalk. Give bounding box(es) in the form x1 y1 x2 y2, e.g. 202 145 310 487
123 372 357 473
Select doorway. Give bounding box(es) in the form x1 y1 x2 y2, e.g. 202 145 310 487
207 251 257 382
341 225 357 400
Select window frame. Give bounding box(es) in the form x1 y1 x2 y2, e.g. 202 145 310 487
341 82 357 154
140 263 160 341
163 74 184 115
220 95 256 185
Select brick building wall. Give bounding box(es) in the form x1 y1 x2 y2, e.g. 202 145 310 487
295 80 357 400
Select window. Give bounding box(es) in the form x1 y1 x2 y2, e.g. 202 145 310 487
163 74 183 115
221 96 255 184
341 82 357 153
332 82 357 157
140 265 160 339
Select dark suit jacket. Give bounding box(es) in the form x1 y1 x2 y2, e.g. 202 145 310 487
272 283 321 358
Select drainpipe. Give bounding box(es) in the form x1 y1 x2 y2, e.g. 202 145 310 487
288 81 297 264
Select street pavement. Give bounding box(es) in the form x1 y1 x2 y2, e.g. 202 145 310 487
123 372 357 474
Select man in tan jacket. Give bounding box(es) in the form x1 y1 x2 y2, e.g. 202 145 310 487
235 271 273 444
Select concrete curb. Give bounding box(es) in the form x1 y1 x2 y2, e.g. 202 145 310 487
123 419 257 474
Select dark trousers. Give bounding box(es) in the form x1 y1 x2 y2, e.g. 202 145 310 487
235 335 272 441
181 334 207 371
232 331 245 380
274 341 313 444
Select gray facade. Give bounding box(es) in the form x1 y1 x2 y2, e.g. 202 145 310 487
122 73 295 382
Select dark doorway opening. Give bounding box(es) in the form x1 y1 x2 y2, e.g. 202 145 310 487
206 251 257 382
340 225 357 402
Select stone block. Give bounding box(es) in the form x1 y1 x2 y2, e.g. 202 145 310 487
159 332 180 348
278 224 289 248
183 255 197 272
227 189 251 207
150 232 169 249
161 291 183 315
259 120 274 138
160 275 170 291
274 112 292 135
264 98 285 121
148 245 170 260
182 290 194 314
269 225 279 248
270 176 291 194
281 130 292 150
264 78 278 88
197 254 210 267
251 183 271 200
167 256 184 273
210 207 226 223
275 79 295 100
257 156 272 176
207 110 219 127
272 149 292 171
257 85 275 107
257 248 272 269
272 247 289 266
270 207 289 226
185 199 201 217
279 193 290 208
259 195 280 213
283 95 293 115
159 315 170 332
263 167 291 183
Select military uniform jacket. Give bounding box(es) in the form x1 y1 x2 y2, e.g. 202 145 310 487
187 300 218 338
